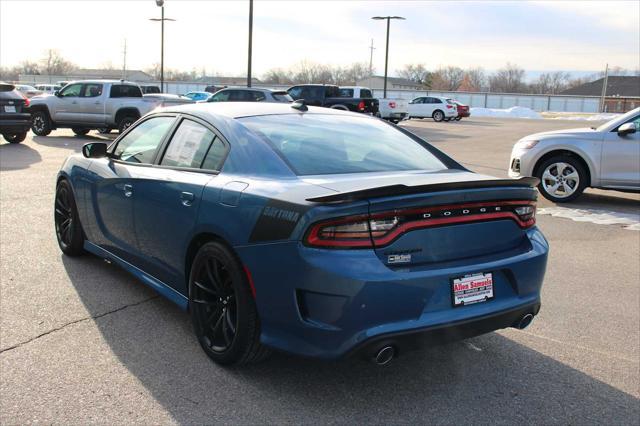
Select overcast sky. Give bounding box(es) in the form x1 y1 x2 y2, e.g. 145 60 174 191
1 0 638 78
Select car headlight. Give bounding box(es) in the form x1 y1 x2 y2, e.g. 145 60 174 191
517 139 539 149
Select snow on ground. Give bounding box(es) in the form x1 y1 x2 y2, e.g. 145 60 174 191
537 207 640 231
469 106 542 119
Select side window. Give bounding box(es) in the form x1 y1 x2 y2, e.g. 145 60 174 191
211 91 229 102
433 98 443 104
201 138 227 171
249 91 266 102
82 83 103 98
360 89 373 98
59 83 82 98
339 88 354 97
288 86 302 100
110 85 143 98
160 119 215 169
113 116 174 164
227 90 245 101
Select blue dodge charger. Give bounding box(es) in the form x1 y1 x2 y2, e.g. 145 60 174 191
55 102 548 365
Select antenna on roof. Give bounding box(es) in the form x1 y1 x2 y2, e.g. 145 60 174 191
291 99 308 112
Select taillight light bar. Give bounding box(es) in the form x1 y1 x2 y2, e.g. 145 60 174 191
305 200 536 249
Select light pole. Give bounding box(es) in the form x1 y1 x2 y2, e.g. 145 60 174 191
371 16 405 98
247 0 253 87
149 0 175 93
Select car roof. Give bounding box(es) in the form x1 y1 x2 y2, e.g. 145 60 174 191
158 101 368 120
64 79 140 85
216 87 278 93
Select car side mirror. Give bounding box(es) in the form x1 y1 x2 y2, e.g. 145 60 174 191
54 91 61 97
617 122 636 136
82 142 108 159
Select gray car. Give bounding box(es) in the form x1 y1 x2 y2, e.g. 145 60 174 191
207 87 292 103
509 107 640 202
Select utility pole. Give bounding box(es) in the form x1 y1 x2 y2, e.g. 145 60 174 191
122 39 127 80
371 16 405 98
368 39 375 87
247 0 253 87
600 63 609 113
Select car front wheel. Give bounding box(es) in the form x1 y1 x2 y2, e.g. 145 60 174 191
189 242 270 365
536 155 587 202
433 110 445 122
117 116 137 133
72 128 90 136
31 111 52 136
54 180 85 256
3 132 27 143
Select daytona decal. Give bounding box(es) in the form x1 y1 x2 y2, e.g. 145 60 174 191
249 200 309 242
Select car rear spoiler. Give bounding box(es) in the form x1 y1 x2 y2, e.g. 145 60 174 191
306 177 540 204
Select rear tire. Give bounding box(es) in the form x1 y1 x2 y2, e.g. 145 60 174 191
31 111 52 136
433 110 445 122
54 180 85 256
189 242 270 365
117 115 137 133
3 132 27 143
72 128 90 136
454 117 462 121
536 155 587 203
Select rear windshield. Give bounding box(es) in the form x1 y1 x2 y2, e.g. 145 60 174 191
338 88 354 97
239 114 446 175
272 92 293 102
0 83 15 92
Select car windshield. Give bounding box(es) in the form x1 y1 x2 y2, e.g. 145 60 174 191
596 108 639 132
239 114 447 175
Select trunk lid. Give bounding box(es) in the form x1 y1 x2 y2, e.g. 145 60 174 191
304 170 537 265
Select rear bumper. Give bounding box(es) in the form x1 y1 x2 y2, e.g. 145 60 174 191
0 117 31 134
349 301 540 359
457 111 470 117
236 226 549 359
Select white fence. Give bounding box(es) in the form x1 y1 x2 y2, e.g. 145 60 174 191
19 74 609 113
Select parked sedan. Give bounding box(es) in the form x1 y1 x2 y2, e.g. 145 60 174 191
208 87 292 103
0 82 31 143
453 101 470 121
183 91 213 102
55 102 548 366
408 96 457 122
15 84 42 98
509 107 640 202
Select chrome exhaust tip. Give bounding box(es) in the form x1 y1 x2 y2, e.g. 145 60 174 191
373 346 396 365
517 313 534 330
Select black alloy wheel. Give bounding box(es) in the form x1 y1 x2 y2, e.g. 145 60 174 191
31 111 52 136
189 242 270 365
118 116 137 133
54 180 85 256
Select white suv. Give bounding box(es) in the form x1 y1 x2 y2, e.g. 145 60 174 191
408 96 457 122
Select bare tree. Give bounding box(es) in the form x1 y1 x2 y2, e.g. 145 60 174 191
532 71 571 94
262 68 293 84
464 67 487 91
488 63 526 93
40 49 76 76
396 63 430 86
430 66 464 91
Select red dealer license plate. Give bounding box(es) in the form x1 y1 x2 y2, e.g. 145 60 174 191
452 272 494 307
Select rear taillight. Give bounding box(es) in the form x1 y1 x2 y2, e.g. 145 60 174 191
389 101 396 109
22 94 30 107
305 201 536 248
446 104 453 109
358 101 365 111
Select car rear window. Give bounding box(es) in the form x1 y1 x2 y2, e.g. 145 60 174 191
0 83 15 92
110 84 143 98
360 89 373 98
272 91 293 102
338 88 354 97
239 114 446 175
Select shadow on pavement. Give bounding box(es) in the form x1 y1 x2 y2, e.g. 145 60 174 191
32 133 116 151
402 125 472 143
0 142 42 171
61 254 639 424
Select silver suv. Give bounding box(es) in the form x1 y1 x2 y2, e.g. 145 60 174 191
509 107 640 202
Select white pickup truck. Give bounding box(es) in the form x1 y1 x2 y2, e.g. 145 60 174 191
338 86 409 124
28 79 192 136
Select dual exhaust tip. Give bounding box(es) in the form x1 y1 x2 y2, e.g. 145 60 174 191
370 313 535 366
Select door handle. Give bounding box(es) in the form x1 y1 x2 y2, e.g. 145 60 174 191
180 191 195 206
94 101 100 105
123 184 133 197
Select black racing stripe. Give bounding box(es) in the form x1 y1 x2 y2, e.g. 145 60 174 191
249 200 310 243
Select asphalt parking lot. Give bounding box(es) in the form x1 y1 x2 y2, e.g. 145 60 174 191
1 117 639 424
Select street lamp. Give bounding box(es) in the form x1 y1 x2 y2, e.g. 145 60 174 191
149 0 175 93
371 16 405 98
247 0 253 87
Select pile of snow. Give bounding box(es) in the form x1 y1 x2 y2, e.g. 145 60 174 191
469 106 542 119
538 207 640 231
